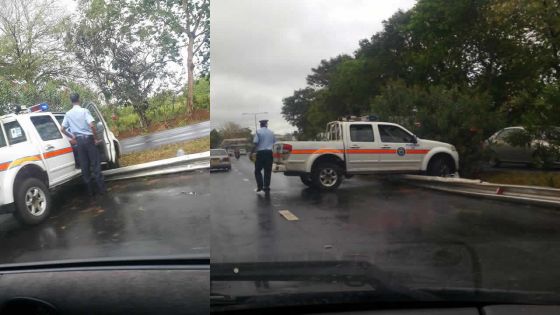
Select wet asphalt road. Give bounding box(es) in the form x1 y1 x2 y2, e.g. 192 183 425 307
0 171 209 264
120 121 210 154
211 158 560 293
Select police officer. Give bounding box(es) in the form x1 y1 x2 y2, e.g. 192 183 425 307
252 119 276 193
60 93 107 197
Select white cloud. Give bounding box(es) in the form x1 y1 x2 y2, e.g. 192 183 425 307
211 0 417 134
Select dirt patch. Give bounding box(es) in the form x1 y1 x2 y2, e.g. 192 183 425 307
120 137 209 167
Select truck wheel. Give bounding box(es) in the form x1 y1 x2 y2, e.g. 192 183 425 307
13 177 51 225
312 163 343 191
300 174 314 187
427 156 454 177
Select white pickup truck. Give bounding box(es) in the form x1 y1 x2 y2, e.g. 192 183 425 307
0 102 121 224
273 120 459 190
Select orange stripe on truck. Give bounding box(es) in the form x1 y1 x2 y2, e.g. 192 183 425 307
280 148 430 156
0 147 73 172
346 149 396 154
42 147 74 159
291 149 344 154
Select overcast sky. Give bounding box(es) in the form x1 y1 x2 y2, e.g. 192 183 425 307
211 0 417 134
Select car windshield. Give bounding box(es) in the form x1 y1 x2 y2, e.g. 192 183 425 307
0 0 209 267
210 0 560 311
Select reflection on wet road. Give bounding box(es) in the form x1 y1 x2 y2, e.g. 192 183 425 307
0 170 209 264
211 158 560 293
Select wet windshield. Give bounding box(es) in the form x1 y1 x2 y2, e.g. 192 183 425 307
0 0 209 265
210 0 560 310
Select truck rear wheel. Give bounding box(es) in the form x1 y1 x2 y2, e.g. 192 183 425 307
13 177 51 225
300 174 313 187
312 163 343 191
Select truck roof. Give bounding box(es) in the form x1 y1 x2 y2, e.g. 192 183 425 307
1 111 55 121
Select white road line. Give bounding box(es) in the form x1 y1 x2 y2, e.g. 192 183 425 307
242 178 249 182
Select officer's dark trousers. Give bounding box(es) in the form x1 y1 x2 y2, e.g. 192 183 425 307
255 150 273 191
76 135 106 196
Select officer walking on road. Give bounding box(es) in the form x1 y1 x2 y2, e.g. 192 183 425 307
252 119 276 193
60 93 107 197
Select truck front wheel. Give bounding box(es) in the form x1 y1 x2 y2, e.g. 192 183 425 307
312 163 343 191
427 155 455 177
13 177 51 225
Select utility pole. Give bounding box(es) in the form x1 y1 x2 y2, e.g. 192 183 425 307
242 112 268 132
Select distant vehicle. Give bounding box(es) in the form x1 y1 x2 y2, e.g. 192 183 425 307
0 102 120 224
239 148 247 155
273 118 459 191
484 126 560 167
211 149 231 171
227 148 234 157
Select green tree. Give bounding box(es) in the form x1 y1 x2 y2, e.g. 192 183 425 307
139 0 209 116
0 0 72 84
210 128 222 148
67 0 179 128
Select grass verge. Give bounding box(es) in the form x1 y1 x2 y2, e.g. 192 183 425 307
479 170 560 188
120 136 209 167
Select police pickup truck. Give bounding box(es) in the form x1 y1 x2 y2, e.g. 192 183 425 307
0 102 121 224
273 118 459 191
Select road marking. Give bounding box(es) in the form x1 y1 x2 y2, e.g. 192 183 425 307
243 178 249 182
279 210 299 221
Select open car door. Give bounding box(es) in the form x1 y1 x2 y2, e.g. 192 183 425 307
84 102 115 167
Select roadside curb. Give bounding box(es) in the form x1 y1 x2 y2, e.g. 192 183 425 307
103 151 210 181
390 174 560 208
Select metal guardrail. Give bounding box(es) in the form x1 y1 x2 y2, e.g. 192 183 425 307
391 174 560 208
102 151 210 181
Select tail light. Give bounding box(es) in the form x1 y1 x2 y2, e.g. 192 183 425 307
274 143 292 161
281 144 292 154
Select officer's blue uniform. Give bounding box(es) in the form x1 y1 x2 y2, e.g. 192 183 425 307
62 105 106 196
253 125 276 192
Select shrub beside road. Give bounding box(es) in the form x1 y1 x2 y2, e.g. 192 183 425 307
480 169 560 189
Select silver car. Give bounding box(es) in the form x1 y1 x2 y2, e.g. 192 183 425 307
484 127 559 167
211 149 231 171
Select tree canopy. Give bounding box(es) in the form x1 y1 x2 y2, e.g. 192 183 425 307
281 0 560 175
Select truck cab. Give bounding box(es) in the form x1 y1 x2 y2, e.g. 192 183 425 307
273 118 459 190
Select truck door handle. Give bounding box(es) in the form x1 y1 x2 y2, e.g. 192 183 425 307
349 145 360 149
44 145 55 151
381 146 391 149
